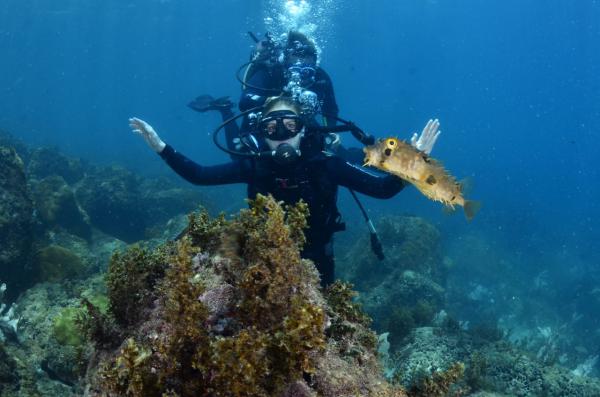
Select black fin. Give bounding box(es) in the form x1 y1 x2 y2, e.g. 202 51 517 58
188 95 215 112
188 95 234 113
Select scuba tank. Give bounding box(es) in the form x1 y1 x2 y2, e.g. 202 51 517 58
239 32 283 92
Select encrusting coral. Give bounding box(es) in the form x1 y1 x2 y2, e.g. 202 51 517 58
406 362 465 397
83 194 410 397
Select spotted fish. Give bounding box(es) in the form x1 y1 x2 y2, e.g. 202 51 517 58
363 137 481 221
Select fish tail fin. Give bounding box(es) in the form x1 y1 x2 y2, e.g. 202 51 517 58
463 200 482 221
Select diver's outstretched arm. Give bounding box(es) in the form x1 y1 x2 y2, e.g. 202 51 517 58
128 117 249 186
129 117 166 153
410 119 441 155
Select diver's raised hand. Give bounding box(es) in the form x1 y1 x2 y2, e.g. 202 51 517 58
129 117 166 153
410 119 441 155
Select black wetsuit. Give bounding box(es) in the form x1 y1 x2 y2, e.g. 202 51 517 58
159 133 404 286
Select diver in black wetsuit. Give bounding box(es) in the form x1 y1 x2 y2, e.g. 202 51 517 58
238 31 339 125
188 31 345 159
129 96 444 286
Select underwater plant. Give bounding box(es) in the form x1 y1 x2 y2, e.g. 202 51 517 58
407 362 465 397
84 194 406 396
35 244 89 283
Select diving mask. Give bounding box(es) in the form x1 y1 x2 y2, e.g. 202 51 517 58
258 110 304 141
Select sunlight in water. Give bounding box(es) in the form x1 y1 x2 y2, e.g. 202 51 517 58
284 0 310 18
263 0 338 59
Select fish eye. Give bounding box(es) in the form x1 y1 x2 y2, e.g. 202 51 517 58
451 195 456 201
387 139 395 146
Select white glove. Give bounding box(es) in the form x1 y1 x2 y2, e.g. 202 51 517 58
129 117 166 153
410 118 441 155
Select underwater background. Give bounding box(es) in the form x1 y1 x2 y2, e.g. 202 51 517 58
1 0 599 396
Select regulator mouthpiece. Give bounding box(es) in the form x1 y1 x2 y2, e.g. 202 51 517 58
273 143 301 165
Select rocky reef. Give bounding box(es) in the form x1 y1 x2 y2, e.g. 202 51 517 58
0 131 211 283
387 324 600 397
0 145 34 296
2 130 600 396
339 215 446 351
82 195 406 397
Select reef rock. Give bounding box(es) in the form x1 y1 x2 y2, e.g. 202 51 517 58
392 327 465 388
34 244 90 283
8 279 96 396
0 342 18 392
140 178 207 229
0 130 30 163
27 147 86 184
361 270 445 349
0 146 34 295
386 324 600 397
31 175 92 239
75 165 147 243
83 195 407 397
341 215 443 291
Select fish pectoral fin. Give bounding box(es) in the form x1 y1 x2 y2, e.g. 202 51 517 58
463 200 482 221
442 204 457 216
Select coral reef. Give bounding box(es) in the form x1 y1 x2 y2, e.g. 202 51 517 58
392 327 465 388
75 165 148 242
105 244 171 328
0 129 30 163
2 276 113 396
338 215 446 351
0 146 34 296
340 215 443 291
83 195 406 396
0 283 19 343
0 341 18 392
31 175 92 239
407 362 465 397
53 306 87 347
35 244 90 283
361 270 445 350
4 133 600 396
74 165 208 242
27 147 86 184
387 324 600 396
140 178 208 233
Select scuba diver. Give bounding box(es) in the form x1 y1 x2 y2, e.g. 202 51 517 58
129 96 440 287
237 31 338 125
188 31 342 159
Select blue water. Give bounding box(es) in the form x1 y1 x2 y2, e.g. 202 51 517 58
1 0 599 345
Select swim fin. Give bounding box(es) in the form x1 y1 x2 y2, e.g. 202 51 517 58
188 95 233 113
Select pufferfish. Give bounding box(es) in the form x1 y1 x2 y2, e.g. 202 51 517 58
363 137 481 221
